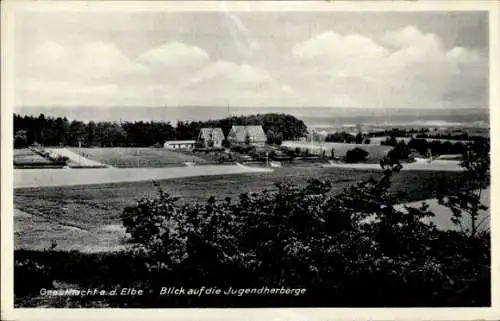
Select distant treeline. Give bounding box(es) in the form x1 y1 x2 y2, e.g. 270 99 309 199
325 132 371 144
380 136 486 157
369 128 480 141
13 113 308 148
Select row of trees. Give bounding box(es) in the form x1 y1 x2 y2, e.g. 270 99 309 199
13 113 308 148
369 127 477 141
174 114 306 143
369 128 432 137
414 131 474 141
14 114 173 148
325 132 371 144
381 136 471 157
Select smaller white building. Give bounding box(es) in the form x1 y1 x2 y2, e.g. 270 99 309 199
164 140 196 150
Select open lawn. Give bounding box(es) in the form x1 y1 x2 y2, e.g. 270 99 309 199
68 147 211 168
15 167 463 232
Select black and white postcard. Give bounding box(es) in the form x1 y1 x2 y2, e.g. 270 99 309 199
1 1 499 320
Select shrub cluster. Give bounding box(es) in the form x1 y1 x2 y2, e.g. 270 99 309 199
345 147 369 163
381 136 470 157
118 157 489 307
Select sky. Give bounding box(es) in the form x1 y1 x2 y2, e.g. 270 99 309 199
13 9 489 109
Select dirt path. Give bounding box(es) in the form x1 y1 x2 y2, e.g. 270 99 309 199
14 164 273 188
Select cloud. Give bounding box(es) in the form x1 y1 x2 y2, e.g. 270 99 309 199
383 26 443 55
188 61 273 86
290 26 486 108
137 41 209 68
383 27 482 72
16 40 211 106
130 42 211 85
15 25 486 109
446 46 481 63
80 42 146 80
293 30 389 61
32 41 65 64
15 79 175 107
15 79 118 106
166 61 295 106
22 41 145 83
291 31 390 81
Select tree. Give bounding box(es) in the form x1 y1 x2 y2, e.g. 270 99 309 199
14 130 28 148
438 139 490 237
387 144 411 162
118 156 488 307
355 133 364 144
107 124 128 147
345 148 369 163
381 136 398 147
325 132 355 143
408 138 429 156
69 120 87 146
53 117 70 146
14 113 306 149
87 121 97 147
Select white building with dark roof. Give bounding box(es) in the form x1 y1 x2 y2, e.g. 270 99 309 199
164 140 196 150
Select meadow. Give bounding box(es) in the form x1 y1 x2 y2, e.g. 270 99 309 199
68 147 211 168
281 141 393 162
14 167 463 231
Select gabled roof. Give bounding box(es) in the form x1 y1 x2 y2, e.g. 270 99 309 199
199 128 224 141
228 125 267 142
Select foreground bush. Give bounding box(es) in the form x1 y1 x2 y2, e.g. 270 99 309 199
345 147 369 163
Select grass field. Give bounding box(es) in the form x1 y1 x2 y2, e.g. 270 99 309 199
14 149 52 165
68 147 211 168
14 167 463 231
282 141 393 163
